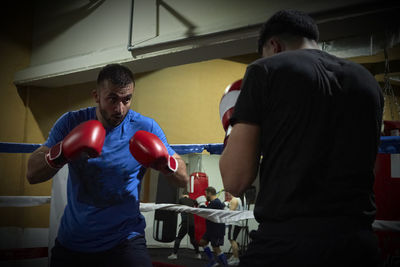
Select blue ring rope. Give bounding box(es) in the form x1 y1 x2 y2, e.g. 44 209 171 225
0 137 399 154
0 142 224 155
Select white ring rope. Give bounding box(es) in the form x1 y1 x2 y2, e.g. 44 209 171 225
0 196 253 223
0 196 51 207
140 203 254 223
2 196 400 231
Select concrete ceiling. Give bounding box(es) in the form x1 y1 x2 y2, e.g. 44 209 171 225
13 0 400 88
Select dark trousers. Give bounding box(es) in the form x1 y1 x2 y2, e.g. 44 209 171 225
173 221 199 254
50 235 152 267
239 228 382 267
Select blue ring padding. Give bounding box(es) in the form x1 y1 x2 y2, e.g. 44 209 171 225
1 137 399 154
171 143 224 155
0 142 41 153
171 144 207 154
378 136 400 154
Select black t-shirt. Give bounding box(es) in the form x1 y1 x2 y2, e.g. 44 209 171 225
178 196 196 225
206 198 225 237
231 49 383 224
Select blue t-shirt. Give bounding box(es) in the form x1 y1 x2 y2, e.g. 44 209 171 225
44 107 175 252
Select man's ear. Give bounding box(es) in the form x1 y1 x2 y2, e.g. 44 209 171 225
92 89 100 103
270 38 283 53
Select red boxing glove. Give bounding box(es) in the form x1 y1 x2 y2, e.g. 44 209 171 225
45 120 106 169
219 79 242 131
129 130 178 175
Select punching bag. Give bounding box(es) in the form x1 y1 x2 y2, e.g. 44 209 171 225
373 121 400 261
153 172 178 242
189 172 209 242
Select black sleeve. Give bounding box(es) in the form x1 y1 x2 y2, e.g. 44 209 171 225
231 64 267 126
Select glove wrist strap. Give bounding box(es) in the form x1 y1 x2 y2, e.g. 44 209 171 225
45 142 66 169
167 156 178 172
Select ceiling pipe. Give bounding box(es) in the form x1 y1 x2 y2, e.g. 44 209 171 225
127 0 135 51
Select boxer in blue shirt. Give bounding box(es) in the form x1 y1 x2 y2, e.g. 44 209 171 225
27 64 189 267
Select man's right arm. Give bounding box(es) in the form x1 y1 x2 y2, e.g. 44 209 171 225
27 120 106 184
27 146 59 184
229 198 238 211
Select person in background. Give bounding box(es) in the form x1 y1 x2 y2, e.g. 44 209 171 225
168 190 201 260
197 186 228 267
225 191 244 266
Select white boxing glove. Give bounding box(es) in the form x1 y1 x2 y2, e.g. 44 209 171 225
196 195 207 208
224 201 230 210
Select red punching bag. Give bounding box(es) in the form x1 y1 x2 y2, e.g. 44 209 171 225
374 121 400 220
189 172 209 242
373 121 400 260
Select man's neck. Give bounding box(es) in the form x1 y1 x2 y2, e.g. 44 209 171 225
288 38 319 51
209 195 217 201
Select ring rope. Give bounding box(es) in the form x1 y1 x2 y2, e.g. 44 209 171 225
1 196 399 231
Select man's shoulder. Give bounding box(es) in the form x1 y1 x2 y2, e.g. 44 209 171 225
210 198 223 207
252 49 319 67
230 197 238 204
44 107 96 147
57 107 96 128
126 110 156 128
128 109 154 123
68 107 96 119
251 49 366 76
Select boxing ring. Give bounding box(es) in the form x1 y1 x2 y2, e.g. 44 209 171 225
0 142 257 266
0 137 400 266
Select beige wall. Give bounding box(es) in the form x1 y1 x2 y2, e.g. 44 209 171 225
0 2 49 227
133 56 255 144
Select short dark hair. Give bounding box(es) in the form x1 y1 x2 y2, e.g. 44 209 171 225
257 9 319 54
97 64 135 87
205 186 216 195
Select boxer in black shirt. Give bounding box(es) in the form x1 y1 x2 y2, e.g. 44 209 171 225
220 9 383 267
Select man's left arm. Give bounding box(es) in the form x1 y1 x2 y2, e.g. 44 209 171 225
220 123 261 197
220 64 265 198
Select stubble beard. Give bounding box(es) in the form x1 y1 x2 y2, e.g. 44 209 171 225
99 105 124 128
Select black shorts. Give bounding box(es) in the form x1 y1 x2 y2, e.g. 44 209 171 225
239 229 382 267
50 235 152 267
202 231 224 247
228 225 243 241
